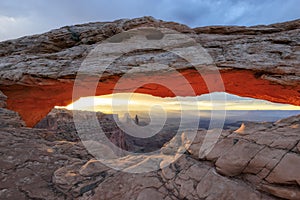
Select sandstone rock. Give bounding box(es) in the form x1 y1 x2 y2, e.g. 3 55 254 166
35 108 78 141
0 93 92 199
1 119 293 200
0 99 300 200
1 17 300 200
215 140 264 176
137 188 165 200
0 90 7 108
205 136 234 161
53 160 112 198
0 17 299 127
234 123 246 134
1 17 298 86
79 159 110 177
266 153 300 185
35 108 128 151
0 108 25 128
260 184 300 200
178 179 195 198
78 171 164 200
161 133 184 155
0 92 16 129
0 127 91 199
161 165 176 180
243 147 286 176
196 169 261 200
75 154 266 200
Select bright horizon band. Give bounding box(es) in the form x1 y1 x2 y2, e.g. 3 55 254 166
57 92 300 114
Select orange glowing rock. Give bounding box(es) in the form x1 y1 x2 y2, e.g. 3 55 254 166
1 69 299 127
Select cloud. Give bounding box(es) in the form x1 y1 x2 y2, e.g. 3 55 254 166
0 0 299 41
0 15 33 41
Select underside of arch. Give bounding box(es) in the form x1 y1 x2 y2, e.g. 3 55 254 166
0 68 299 127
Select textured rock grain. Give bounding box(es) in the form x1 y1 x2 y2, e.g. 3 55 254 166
0 17 299 126
1 93 300 199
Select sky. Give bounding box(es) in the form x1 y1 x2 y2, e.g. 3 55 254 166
61 92 300 115
0 0 300 41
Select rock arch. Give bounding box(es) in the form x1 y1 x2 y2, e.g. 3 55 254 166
0 17 299 126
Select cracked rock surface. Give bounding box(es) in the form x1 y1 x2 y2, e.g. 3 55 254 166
0 17 299 85
1 92 299 200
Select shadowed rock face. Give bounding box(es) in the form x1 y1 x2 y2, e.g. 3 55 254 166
34 108 128 151
0 16 299 127
0 91 25 128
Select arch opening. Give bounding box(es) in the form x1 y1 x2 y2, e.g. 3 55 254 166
60 92 300 126
47 92 300 153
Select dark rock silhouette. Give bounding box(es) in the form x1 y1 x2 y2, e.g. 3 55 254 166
135 114 139 125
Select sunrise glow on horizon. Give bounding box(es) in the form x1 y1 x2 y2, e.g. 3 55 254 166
56 92 300 114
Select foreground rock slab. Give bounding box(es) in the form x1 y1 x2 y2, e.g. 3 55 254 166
1 95 300 199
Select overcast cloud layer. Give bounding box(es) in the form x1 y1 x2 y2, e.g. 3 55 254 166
0 0 299 41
